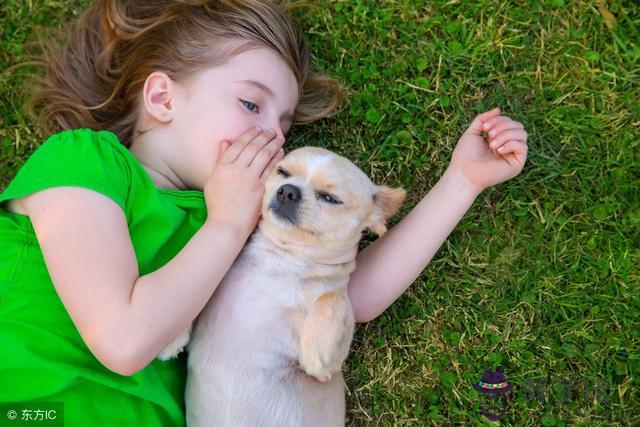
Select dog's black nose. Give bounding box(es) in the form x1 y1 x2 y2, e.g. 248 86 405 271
269 184 302 225
277 184 301 205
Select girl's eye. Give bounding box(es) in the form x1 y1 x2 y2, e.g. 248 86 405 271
241 99 259 113
317 192 342 205
277 167 290 178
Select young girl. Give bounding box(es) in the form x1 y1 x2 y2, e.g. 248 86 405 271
0 0 527 426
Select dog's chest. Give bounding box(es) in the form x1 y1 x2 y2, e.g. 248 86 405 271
191 240 330 359
214 243 303 313
209 239 340 319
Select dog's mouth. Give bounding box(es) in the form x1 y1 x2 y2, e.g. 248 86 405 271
267 199 299 226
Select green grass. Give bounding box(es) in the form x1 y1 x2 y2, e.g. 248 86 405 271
2 0 639 425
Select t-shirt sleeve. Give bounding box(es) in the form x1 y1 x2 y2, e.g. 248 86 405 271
0 128 131 214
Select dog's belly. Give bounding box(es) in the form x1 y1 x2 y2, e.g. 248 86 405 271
185 244 345 427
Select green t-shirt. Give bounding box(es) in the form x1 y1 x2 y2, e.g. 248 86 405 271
0 128 208 426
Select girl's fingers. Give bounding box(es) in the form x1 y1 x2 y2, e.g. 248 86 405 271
259 147 285 182
476 107 501 122
482 115 518 133
248 137 284 176
496 140 528 167
488 129 528 151
220 127 264 163
237 130 279 167
487 119 524 140
464 107 501 136
216 140 232 164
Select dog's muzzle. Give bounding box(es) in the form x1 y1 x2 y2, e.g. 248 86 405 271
268 184 301 225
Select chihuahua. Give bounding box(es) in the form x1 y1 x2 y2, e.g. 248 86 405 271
159 146 406 426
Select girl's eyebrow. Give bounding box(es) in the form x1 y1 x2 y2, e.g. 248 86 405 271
235 79 294 121
236 79 276 99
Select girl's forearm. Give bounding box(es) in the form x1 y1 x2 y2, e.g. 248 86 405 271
348 167 481 323
124 219 248 374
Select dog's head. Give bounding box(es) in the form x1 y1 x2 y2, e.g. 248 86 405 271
259 147 406 256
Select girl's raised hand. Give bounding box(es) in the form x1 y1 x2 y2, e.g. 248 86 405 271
203 127 285 237
448 107 528 193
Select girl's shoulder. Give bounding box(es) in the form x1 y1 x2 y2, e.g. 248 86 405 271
0 128 143 217
27 128 143 179
39 128 129 158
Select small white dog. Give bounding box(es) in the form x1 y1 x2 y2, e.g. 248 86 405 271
159 146 405 426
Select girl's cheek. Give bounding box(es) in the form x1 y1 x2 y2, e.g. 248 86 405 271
209 102 255 143
222 119 257 144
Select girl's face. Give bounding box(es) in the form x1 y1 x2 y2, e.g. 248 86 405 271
163 46 299 190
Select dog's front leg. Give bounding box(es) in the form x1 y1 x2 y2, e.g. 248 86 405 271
298 289 355 382
157 323 192 361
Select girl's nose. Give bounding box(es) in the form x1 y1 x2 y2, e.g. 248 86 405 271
267 127 285 141
259 121 285 141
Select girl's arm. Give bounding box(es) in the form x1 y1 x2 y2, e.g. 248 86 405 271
348 167 480 323
23 186 248 376
348 108 528 323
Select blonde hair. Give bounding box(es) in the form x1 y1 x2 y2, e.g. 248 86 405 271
25 0 344 147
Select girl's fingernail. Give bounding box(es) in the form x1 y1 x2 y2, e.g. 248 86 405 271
489 130 496 137
254 126 263 131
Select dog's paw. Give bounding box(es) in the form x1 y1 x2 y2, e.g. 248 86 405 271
299 348 339 382
298 326 348 382
298 291 356 382
157 324 192 361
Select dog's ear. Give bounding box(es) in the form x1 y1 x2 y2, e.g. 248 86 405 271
365 185 407 237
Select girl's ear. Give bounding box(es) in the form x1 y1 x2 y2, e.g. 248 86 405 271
143 71 175 123
365 185 407 237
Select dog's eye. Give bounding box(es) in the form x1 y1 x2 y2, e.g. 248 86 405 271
277 167 290 178
317 192 342 204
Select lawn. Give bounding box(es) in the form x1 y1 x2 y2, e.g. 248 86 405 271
1 0 638 425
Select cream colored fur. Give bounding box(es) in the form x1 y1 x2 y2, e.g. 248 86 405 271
159 146 406 426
